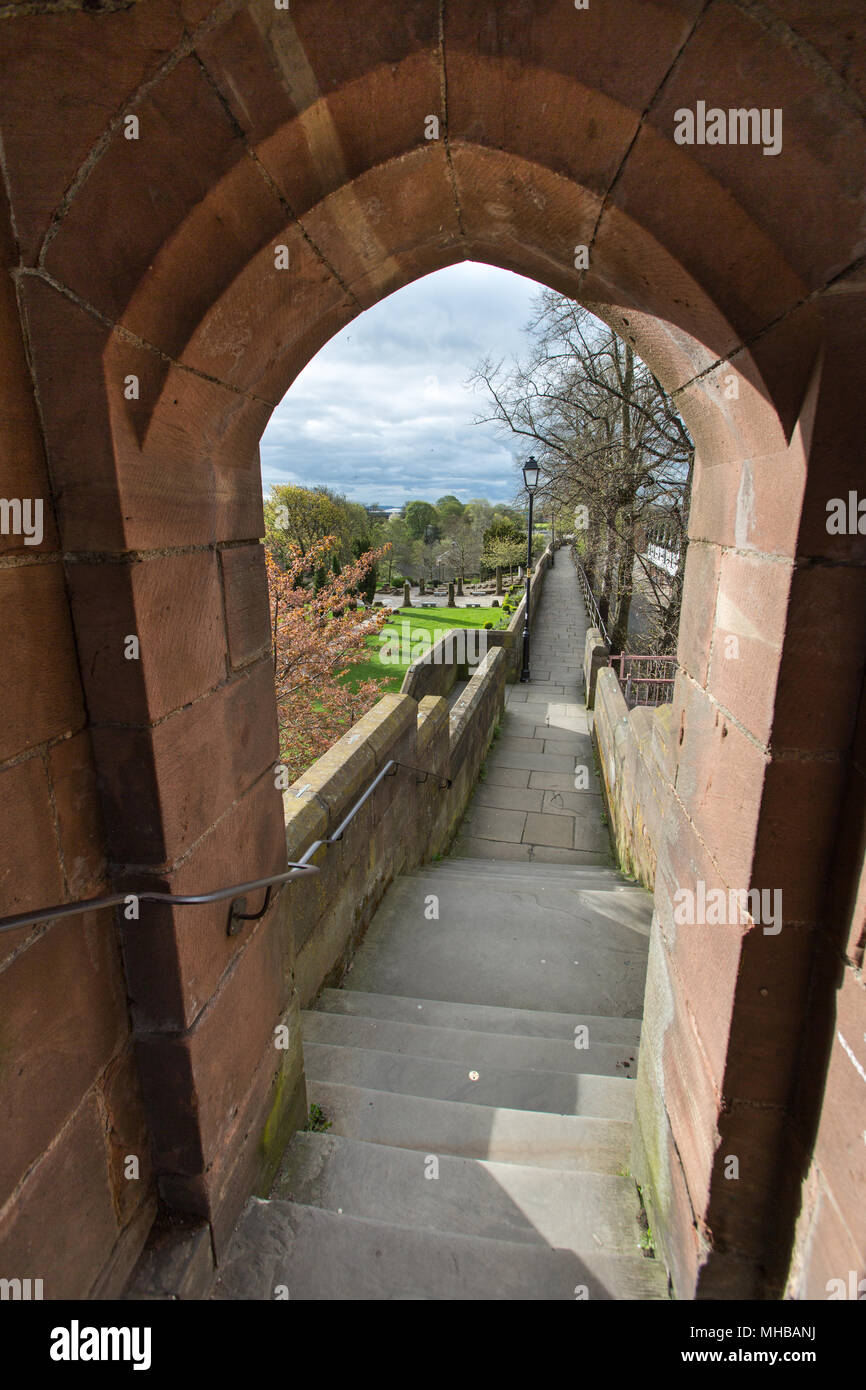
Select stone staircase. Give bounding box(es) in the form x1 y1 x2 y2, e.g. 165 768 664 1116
212 858 668 1301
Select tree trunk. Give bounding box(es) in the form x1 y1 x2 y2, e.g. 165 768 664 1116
610 530 635 654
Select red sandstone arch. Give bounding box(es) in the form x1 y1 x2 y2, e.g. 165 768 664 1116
1 0 864 1298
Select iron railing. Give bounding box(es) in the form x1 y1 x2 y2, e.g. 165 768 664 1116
0 758 450 938
613 654 677 710
571 553 611 647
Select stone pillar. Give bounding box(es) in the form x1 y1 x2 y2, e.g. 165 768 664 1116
457 576 464 597
402 582 412 609
419 577 425 595
495 566 503 595
447 581 455 606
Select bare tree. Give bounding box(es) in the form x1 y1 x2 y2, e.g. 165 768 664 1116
470 292 693 653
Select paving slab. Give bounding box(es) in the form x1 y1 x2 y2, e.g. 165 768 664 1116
483 765 531 788
473 782 545 813
463 806 527 842
492 750 581 773
529 769 602 793
495 736 546 753
452 838 535 861
523 811 577 849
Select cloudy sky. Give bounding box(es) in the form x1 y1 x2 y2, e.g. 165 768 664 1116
259 262 542 509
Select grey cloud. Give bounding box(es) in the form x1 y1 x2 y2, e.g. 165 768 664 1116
260 262 539 506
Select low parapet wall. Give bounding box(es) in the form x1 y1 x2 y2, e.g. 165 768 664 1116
395 547 551 697
400 626 503 701
284 646 507 1009
583 625 610 708
505 546 552 679
591 666 675 890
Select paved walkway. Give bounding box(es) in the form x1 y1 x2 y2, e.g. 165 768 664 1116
454 557 611 864
211 553 664 1301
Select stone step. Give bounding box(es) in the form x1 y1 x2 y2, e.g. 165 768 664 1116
272 1132 644 1254
212 1200 668 1301
422 859 634 886
315 988 643 1045
302 1010 638 1078
418 871 648 910
420 867 640 895
450 841 613 868
303 1042 635 1119
305 1080 633 1171
343 872 650 1016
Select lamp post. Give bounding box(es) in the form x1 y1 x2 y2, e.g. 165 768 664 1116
520 457 540 683
550 504 556 567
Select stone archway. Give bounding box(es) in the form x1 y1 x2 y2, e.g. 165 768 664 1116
1 0 863 1298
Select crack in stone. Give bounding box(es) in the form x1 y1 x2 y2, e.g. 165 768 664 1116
578 0 716 298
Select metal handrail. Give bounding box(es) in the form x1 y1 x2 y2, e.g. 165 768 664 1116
0 758 449 938
571 552 612 647
0 864 320 939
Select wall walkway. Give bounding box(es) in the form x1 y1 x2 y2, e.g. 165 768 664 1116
210 555 667 1299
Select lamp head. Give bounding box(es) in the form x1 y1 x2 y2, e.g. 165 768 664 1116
522 457 541 492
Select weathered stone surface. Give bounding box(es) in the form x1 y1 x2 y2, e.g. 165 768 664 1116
221 544 272 670
0 564 85 761
0 914 129 1207
0 1095 120 1300
2 0 865 1303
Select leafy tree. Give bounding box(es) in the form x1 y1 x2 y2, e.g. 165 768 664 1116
404 499 440 540
442 508 481 579
483 516 525 547
436 494 465 521
352 536 379 605
266 535 390 781
346 500 372 549
264 485 352 564
482 534 527 577
382 515 413 583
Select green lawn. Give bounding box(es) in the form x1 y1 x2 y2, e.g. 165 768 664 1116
341 605 511 693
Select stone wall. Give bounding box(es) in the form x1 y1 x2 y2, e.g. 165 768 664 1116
583 624 611 710
0 210 157 1299
290 647 507 1008
400 626 478 701
399 548 550 701
2 0 865 1307
591 663 675 891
